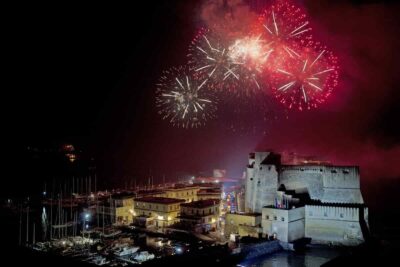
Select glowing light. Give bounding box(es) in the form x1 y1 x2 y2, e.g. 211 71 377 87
157 215 164 220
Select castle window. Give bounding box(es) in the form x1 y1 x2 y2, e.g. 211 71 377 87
281 217 285 222
340 213 344 218
260 167 262 170
331 170 337 173
268 166 271 171
266 215 269 220
300 168 304 171
320 169 323 172
274 216 277 220
343 170 349 174
250 178 253 181
324 212 328 217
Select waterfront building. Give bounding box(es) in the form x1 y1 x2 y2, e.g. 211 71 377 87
224 213 262 239
178 199 220 232
244 151 369 246
133 197 185 228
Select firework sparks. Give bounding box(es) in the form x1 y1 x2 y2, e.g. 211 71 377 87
188 29 266 96
156 66 217 128
257 1 313 69
271 47 339 110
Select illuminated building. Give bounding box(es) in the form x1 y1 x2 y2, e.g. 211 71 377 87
245 151 369 246
113 194 135 225
164 185 200 203
133 197 185 228
224 213 262 239
178 199 220 233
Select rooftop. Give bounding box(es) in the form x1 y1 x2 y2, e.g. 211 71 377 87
165 185 200 191
135 197 185 204
227 212 261 217
181 199 220 208
197 189 221 195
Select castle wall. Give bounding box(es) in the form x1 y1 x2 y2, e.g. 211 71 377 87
305 205 366 246
262 207 305 242
279 165 363 204
252 165 278 212
245 152 279 213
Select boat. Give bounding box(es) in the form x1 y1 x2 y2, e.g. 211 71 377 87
133 251 155 263
100 229 122 238
113 246 140 257
92 256 110 266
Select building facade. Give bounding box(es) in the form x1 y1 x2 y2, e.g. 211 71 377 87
179 199 220 232
164 186 200 203
224 213 262 239
133 197 185 228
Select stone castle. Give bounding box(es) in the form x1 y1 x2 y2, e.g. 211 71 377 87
244 151 369 246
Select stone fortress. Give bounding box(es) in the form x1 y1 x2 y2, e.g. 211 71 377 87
243 151 369 246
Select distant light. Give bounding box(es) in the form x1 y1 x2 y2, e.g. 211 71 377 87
62 241 66 246
85 224 89 229
201 180 205 183
157 215 164 220
85 213 90 220
43 191 47 196
191 176 195 180
175 247 183 254
215 180 219 183
167 216 171 221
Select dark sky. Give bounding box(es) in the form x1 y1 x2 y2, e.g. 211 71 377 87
3 0 400 199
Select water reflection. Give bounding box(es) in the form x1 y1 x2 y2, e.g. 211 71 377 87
239 247 342 267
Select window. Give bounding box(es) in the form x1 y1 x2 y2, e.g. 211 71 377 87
343 169 349 174
281 217 285 222
331 170 337 173
250 178 253 181
266 215 269 220
324 212 328 217
274 216 277 220
340 213 344 218
268 166 271 170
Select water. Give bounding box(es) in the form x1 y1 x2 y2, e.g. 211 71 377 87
238 247 343 267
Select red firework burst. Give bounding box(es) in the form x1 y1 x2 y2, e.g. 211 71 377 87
270 44 339 110
256 0 313 70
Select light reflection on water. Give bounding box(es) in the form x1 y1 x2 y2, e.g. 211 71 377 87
239 247 343 267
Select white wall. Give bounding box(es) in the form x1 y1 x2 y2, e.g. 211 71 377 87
305 205 365 246
262 207 305 242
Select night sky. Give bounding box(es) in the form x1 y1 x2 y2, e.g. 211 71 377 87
3 0 400 206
